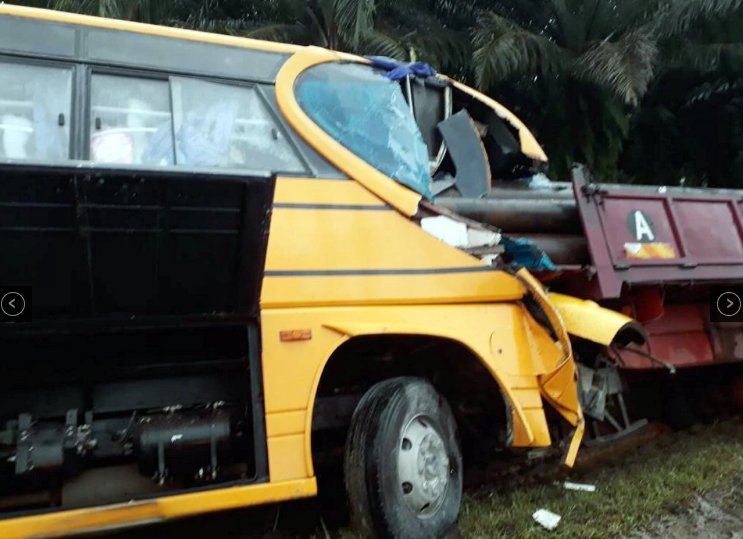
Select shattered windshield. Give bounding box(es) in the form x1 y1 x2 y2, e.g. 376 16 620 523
295 62 432 198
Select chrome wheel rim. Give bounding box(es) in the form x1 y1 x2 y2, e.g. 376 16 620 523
397 414 450 517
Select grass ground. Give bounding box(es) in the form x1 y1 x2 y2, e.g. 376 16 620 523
457 417 743 539
103 418 743 539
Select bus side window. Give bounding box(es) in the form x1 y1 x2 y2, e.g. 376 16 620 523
170 77 304 172
0 61 72 161
90 75 173 165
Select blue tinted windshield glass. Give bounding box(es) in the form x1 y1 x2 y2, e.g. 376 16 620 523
296 63 431 198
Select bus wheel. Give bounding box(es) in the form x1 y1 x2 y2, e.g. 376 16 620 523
344 377 462 539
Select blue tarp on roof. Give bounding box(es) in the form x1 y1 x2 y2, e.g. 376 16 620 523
365 56 437 81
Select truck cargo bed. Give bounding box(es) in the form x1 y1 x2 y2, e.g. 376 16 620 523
437 166 743 299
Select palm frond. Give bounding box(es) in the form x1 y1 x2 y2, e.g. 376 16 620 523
647 0 743 38
47 0 171 22
579 0 649 42
245 22 312 44
47 0 98 16
661 42 743 72
550 0 582 49
305 0 332 49
487 0 555 33
132 0 171 23
473 11 565 89
574 30 658 105
403 26 471 72
333 0 376 48
180 17 252 35
356 30 407 59
684 79 741 106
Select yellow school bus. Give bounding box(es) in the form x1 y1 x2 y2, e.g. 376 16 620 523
0 5 643 538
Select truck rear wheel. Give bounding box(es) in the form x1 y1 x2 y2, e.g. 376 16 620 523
344 377 462 539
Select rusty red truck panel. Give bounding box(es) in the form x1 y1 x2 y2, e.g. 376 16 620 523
573 167 743 300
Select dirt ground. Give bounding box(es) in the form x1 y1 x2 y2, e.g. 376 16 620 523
631 471 743 539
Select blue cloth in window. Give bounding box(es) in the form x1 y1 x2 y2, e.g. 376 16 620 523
177 99 239 167
297 67 432 198
141 122 175 165
501 236 557 271
364 56 437 81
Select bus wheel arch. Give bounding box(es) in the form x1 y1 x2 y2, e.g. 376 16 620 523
309 334 514 476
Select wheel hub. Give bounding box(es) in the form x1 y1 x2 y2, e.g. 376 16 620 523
398 416 450 517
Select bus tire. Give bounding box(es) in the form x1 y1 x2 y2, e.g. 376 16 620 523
344 377 462 539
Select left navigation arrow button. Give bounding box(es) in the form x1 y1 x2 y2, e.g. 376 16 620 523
1 292 25 317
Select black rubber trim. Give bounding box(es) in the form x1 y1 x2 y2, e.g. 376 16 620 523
265 267 497 276
272 203 393 211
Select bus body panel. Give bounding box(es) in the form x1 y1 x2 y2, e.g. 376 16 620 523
260 303 570 479
0 479 317 539
264 176 525 308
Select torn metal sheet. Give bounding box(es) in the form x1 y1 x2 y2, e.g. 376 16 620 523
421 215 468 248
431 174 456 196
405 77 451 174
577 363 609 421
437 109 491 198
420 215 500 249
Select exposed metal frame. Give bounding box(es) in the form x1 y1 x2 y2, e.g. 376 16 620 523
403 75 452 176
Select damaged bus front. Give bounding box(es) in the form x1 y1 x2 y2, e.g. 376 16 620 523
0 6 641 539
269 48 646 537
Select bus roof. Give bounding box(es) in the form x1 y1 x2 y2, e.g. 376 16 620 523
0 3 304 56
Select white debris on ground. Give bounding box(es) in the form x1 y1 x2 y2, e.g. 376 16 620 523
563 481 597 492
532 509 561 530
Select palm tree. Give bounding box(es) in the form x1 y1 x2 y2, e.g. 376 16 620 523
473 0 653 105
245 0 473 72
470 0 743 181
22 0 177 24
473 0 743 105
245 0 407 59
621 3 743 187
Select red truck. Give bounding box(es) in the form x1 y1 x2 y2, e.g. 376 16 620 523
439 165 743 439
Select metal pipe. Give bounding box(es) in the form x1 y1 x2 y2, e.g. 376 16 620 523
435 198 581 234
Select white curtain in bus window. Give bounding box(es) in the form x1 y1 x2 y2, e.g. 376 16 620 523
0 62 71 161
90 75 173 165
170 77 303 172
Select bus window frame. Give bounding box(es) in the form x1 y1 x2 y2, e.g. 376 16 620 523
0 56 319 178
85 67 172 164
0 53 77 161
83 66 313 175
